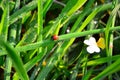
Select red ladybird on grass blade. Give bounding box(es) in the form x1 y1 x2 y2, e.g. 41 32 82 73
52 35 59 40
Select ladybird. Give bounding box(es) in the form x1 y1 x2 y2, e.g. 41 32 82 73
52 35 59 40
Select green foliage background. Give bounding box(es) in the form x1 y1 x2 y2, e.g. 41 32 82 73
0 0 120 80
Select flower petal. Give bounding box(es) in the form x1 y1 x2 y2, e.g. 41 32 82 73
94 46 100 53
84 37 101 54
84 37 97 46
97 37 105 49
87 45 100 53
86 46 95 53
89 37 97 45
84 40 91 45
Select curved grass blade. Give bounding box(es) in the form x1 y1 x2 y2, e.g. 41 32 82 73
9 1 37 25
0 39 29 80
91 58 120 80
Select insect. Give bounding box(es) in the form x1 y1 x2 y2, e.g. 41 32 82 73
52 35 59 40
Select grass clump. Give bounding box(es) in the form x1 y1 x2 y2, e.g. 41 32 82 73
0 0 120 80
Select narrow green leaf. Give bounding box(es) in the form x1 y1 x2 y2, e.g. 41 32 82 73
15 26 120 52
16 27 37 46
16 39 54 52
82 55 120 67
9 1 37 25
105 4 120 56
92 58 120 80
0 39 29 80
67 0 87 16
43 0 53 17
0 1 9 41
24 50 46 72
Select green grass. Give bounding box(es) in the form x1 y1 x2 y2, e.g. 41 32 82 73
0 0 120 80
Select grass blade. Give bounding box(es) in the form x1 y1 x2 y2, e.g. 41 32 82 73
92 58 120 80
0 39 29 80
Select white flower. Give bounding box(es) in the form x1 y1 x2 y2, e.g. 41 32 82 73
84 37 100 54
